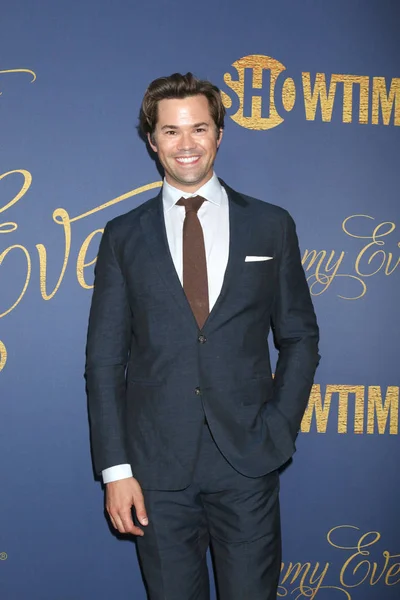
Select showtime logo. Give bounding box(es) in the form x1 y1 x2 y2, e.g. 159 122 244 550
221 54 400 130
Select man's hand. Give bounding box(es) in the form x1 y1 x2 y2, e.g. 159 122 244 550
106 477 148 536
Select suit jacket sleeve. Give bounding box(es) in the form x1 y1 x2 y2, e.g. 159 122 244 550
270 210 320 440
85 222 131 474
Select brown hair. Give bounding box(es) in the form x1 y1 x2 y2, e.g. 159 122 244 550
139 72 225 142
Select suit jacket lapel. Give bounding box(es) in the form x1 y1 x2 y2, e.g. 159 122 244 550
203 180 250 331
140 191 199 330
139 182 251 332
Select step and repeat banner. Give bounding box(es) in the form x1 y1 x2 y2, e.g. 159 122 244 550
1 1 399 599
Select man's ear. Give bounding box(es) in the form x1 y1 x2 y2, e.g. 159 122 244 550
217 128 224 147
147 132 157 153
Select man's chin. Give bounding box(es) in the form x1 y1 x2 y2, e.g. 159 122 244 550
169 172 208 188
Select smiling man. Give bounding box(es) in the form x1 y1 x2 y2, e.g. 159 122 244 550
150 94 220 189
85 72 320 600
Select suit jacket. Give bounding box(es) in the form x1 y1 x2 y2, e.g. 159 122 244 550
85 180 320 490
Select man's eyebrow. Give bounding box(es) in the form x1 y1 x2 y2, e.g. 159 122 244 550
160 122 210 131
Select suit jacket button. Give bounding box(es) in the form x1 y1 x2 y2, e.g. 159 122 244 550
198 334 207 344
195 387 201 395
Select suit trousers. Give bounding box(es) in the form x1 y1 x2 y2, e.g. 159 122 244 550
134 422 281 600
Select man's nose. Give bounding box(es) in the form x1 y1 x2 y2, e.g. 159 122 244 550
177 132 196 151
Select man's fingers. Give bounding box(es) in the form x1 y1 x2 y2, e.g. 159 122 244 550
108 510 144 536
120 510 144 536
107 503 145 536
133 489 149 526
112 513 126 533
109 514 118 530
105 477 147 535
129 523 144 537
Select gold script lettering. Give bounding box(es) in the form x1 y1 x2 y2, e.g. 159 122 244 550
0 179 162 315
0 169 32 218
0 69 36 95
343 215 400 278
0 244 32 317
386 563 400 586
328 525 400 590
36 208 72 301
77 229 103 289
0 340 7 372
277 525 400 597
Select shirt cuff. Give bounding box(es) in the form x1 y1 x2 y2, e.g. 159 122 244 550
102 464 133 484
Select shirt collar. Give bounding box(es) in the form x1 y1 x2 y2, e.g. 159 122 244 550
162 172 223 212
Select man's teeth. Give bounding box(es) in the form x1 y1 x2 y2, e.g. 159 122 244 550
176 156 199 163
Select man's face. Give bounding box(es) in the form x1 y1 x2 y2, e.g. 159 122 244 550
148 95 223 193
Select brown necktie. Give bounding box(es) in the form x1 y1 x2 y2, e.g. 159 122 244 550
177 195 209 329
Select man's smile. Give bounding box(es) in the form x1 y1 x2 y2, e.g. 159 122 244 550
175 155 201 165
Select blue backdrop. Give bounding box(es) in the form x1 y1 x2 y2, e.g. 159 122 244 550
1 1 399 598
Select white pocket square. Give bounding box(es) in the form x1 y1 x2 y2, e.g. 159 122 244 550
245 256 273 262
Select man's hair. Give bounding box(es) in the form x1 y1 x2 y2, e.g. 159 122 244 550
139 72 225 142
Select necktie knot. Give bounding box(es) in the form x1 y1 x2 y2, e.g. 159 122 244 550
177 195 206 214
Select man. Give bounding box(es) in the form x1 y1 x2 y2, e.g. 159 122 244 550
85 72 320 600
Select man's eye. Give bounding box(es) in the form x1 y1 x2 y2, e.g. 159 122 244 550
165 130 176 135
196 128 206 133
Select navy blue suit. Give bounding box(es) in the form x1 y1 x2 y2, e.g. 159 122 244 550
85 180 320 599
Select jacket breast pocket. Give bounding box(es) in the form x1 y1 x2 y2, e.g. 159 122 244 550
240 258 276 300
243 258 274 272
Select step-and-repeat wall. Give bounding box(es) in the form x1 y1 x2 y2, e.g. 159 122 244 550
1 1 399 599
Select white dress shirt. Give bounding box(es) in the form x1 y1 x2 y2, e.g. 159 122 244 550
102 173 230 483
